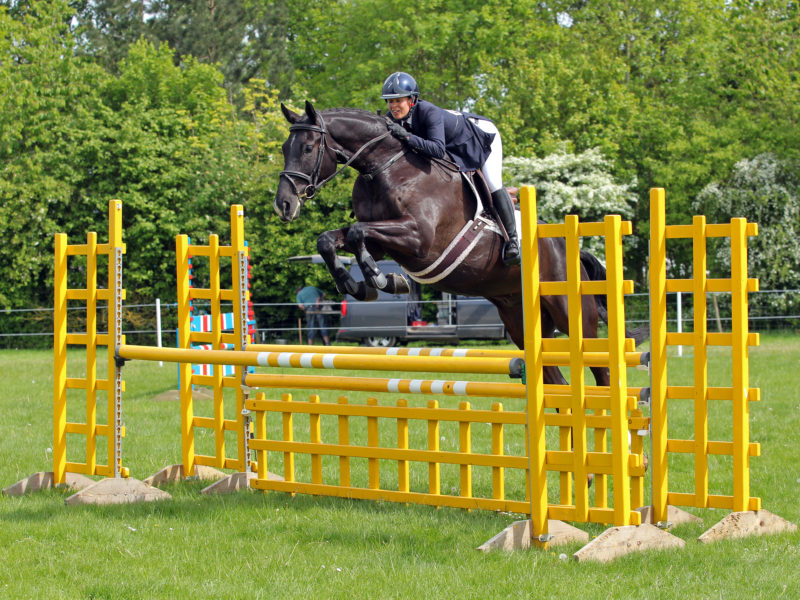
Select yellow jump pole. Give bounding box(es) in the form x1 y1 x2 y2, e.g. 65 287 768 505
692 215 710 507
520 186 548 549
53 233 68 484
175 233 195 476
246 343 524 358
731 217 754 511
605 214 632 525
649 188 669 524
231 204 248 472
565 214 587 520
107 199 126 478
116 344 524 376
243 372 525 398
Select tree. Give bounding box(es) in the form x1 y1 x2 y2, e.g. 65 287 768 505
72 0 293 93
693 153 800 292
0 0 110 308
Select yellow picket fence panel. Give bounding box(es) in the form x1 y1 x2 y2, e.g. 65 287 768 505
174 205 251 475
648 188 761 524
53 200 126 483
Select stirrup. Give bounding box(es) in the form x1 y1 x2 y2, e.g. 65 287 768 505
503 238 521 266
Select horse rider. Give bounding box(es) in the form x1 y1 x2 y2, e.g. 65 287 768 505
381 71 521 266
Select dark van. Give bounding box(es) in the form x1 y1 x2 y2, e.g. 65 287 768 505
336 260 506 347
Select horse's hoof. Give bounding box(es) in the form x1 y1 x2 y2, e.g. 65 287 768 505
386 273 411 295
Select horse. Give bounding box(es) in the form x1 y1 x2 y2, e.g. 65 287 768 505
274 101 646 388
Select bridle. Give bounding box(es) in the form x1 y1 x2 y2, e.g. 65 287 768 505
280 111 405 201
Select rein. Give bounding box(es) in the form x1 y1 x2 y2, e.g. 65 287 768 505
280 112 402 200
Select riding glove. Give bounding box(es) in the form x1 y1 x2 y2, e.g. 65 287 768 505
387 122 411 140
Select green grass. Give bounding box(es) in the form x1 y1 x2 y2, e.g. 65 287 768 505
1 334 799 599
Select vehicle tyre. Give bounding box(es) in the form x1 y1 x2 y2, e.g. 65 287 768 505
363 336 398 348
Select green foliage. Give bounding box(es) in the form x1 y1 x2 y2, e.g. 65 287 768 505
694 154 800 320
3 0 800 327
0 0 108 307
71 0 293 93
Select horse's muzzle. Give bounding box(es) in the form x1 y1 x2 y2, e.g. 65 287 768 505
273 194 301 223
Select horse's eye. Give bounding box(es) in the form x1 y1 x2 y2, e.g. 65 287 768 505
304 144 314 154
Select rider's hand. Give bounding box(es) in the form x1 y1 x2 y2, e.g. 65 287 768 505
387 122 410 140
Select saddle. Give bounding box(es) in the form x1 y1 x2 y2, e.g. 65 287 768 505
461 170 512 242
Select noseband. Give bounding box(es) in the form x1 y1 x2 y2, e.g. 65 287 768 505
280 112 398 201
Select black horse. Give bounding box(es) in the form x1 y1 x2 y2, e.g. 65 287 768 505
275 101 645 386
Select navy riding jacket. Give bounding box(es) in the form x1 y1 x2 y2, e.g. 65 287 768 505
387 99 494 172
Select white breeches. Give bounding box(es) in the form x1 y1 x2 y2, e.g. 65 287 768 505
471 118 504 193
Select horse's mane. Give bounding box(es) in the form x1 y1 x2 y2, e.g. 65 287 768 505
320 107 387 137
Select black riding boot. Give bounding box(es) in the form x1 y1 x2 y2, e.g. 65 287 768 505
491 188 521 265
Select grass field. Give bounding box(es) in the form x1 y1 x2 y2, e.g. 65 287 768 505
1 333 799 599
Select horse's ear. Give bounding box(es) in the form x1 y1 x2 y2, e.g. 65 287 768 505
304 100 317 123
281 103 301 124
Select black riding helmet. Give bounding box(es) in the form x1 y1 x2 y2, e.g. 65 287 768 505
381 72 420 100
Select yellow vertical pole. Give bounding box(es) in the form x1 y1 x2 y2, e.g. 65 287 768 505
176 233 195 476
692 215 709 507
338 396 351 487
255 392 267 481
629 421 645 510
730 218 751 511
565 215 587 521
427 400 440 496
459 401 472 499
208 234 225 469
367 398 379 489
594 414 608 509
491 403 505 501
230 204 247 472
397 399 409 493
310 394 321 484
53 233 68 484
85 232 98 475
520 186 548 548
107 199 125 477
282 393 295 484
649 188 669 524
605 215 631 525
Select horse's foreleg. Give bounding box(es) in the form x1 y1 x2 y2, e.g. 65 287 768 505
345 217 428 294
317 228 378 301
345 227 387 290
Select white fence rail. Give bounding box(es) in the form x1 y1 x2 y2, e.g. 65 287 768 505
1 290 799 346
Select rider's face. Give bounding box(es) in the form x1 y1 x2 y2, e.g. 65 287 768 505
387 97 414 120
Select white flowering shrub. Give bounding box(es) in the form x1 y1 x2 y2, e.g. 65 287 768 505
504 147 637 222
693 153 800 323
504 147 638 258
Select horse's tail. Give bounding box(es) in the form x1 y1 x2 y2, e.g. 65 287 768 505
580 250 649 347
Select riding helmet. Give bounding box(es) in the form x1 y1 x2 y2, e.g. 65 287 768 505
381 72 420 100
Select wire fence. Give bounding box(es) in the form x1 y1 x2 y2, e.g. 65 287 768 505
1 289 798 349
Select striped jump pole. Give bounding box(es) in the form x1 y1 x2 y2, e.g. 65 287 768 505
243 372 526 398
246 343 523 358
116 344 524 377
